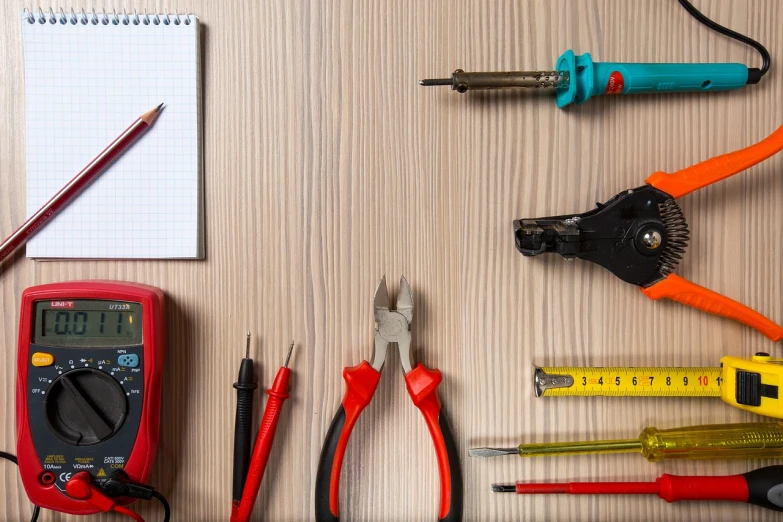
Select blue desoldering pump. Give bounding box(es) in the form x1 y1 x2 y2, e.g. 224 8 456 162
419 0 770 108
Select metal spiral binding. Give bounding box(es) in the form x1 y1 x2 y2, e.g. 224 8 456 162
23 7 192 26
656 198 690 276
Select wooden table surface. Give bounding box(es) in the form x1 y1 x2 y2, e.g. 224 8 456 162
2 1 782 520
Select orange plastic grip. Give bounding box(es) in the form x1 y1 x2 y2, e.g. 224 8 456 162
646 125 783 199
642 274 783 341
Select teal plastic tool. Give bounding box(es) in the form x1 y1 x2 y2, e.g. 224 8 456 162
555 50 750 107
419 0 769 108
419 49 755 108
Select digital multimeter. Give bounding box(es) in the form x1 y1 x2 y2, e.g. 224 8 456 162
16 281 165 515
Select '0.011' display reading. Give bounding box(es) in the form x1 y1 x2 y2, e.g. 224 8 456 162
44 310 135 338
34 300 142 347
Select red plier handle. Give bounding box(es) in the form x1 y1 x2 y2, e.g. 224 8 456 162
314 361 463 521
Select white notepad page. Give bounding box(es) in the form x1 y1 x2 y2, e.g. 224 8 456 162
21 11 203 259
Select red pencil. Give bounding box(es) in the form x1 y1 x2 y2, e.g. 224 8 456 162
0 103 163 264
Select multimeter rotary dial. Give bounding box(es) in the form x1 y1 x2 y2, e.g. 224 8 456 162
44 368 128 446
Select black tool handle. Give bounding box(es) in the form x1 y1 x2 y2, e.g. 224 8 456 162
745 465 783 511
232 358 257 504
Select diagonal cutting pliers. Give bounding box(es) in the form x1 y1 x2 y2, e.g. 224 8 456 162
513 126 783 341
315 276 463 521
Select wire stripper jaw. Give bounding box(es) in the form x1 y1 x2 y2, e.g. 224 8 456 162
513 185 682 287
372 276 414 373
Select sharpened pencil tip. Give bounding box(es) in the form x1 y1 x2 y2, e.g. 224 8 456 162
141 104 164 125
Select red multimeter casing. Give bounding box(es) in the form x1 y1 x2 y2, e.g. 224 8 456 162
16 281 165 515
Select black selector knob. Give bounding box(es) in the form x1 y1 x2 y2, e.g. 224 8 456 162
44 368 127 446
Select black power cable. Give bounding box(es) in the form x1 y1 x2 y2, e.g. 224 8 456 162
1 451 41 522
678 0 771 83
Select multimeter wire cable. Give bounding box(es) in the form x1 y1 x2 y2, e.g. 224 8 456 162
678 0 770 81
150 490 172 522
0 451 41 522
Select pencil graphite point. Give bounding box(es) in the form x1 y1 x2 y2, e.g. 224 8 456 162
141 103 165 125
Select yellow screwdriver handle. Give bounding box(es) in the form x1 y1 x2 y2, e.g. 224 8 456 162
640 422 783 462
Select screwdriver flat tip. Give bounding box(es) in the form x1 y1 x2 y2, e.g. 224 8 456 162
491 484 516 493
469 447 518 458
419 78 452 86
284 341 294 368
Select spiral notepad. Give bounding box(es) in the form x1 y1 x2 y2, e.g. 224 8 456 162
21 9 203 259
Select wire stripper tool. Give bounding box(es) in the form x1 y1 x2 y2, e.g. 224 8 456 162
514 126 783 340
315 276 463 522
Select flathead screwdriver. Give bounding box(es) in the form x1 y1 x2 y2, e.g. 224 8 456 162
470 423 783 461
492 465 783 512
230 333 257 522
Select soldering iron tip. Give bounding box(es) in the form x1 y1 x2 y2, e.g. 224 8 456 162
284 341 294 368
245 332 251 359
491 484 516 493
469 447 518 458
418 78 452 86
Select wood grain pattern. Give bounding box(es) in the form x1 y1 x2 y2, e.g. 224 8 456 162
1 1 782 520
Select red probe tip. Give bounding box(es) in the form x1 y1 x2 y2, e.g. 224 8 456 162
284 341 294 367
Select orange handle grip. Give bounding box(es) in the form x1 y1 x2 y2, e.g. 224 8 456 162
641 274 783 341
646 125 783 198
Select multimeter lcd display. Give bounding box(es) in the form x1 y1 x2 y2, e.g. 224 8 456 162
33 300 142 347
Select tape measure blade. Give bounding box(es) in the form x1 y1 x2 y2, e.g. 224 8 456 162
536 367 723 397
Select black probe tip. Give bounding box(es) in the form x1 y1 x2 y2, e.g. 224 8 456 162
491 484 516 493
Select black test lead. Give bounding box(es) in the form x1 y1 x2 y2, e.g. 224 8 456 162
231 332 257 522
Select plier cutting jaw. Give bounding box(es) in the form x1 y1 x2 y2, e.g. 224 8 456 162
315 276 463 522
514 126 783 341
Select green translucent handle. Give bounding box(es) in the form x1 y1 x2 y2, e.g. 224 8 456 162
640 423 783 462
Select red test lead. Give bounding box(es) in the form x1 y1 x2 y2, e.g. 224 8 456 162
493 465 783 512
234 342 295 522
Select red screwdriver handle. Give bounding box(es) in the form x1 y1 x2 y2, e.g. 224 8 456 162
405 364 463 522
234 367 291 522
657 473 749 503
315 361 381 522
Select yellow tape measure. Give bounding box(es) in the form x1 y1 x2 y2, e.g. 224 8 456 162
535 354 783 419
535 367 722 396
